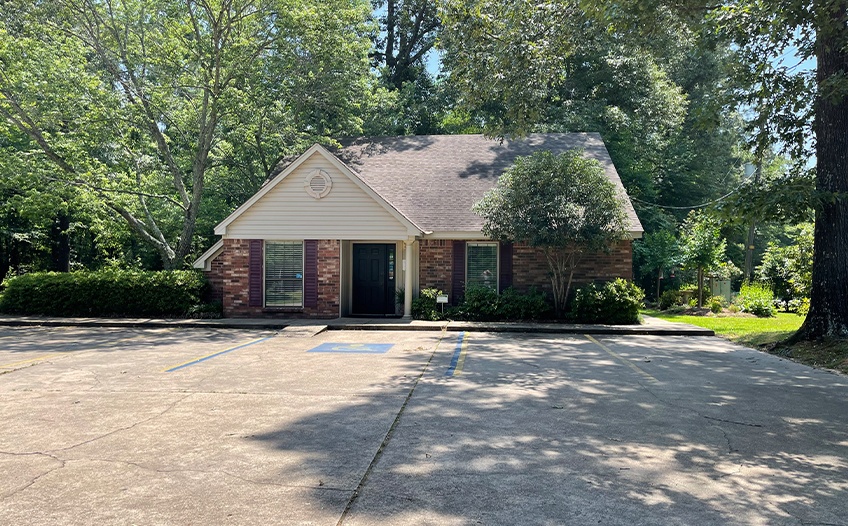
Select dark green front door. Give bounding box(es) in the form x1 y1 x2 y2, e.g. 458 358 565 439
352 244 396 316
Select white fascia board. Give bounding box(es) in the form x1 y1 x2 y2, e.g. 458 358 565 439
214 144 423 237
422 231 491 240
192 239 224 270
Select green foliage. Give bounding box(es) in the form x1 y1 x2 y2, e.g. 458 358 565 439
708 296 725 314
495 287 552 321
0 0 372 269
439 0 745 234
735 282 777 318
659 289 682 310
411 288 445 321
455 285 500 321
474 149 629 316
0 270 207 317
634 230 680 300
571 279 645 325
679 210 727 306
679 211 726 272
796 298 810 317
454 285 551 321
756 223 813 310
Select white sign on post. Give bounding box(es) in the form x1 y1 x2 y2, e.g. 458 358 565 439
436 295 449 304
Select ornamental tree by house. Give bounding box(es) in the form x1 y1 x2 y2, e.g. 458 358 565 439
473 149 629 317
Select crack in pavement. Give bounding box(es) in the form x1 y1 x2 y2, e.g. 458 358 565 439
46 393 193 454
0 451 66 500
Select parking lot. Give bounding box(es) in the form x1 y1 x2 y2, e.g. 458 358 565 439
1 326 846 525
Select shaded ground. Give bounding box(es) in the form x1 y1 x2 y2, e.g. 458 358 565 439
644 309 848 375
1 326 846 525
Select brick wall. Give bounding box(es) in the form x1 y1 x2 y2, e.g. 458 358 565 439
205 255 225 303
204 238 340 319
512 240 633 295
418 239 633 298
418 239 453 296
204 237 633 318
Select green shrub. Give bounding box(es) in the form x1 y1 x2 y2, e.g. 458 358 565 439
659 289 682 310
0 270 207 317
496 287 551 320
411 288 446 321
457 284 500 321
708 295 725 314
736 282 776 317
571 278 644 324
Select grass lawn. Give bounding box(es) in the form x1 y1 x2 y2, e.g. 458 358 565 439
643 309 803 346
643 309 848 375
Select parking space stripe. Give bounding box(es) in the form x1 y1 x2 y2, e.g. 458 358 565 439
163 337 272 372
0 334 148 370
585 334 658 383
445 332 468 377
0 355 50 368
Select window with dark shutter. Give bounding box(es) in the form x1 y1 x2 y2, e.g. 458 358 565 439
466 242 499 291
265 241 304 307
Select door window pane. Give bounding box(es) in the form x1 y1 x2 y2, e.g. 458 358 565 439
466 243 498 291
265 241 303 307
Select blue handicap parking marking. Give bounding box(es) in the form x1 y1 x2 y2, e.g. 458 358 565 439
307 343 394 354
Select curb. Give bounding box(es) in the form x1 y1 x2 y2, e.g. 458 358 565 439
0 319 290 330
329 323 714 336
0 317 714 337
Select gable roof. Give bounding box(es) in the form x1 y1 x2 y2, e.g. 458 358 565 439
333 133 643 235
214 143 423 237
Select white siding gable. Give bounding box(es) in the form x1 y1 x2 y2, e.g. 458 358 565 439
221 151 416 240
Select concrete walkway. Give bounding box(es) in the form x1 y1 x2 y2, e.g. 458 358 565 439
0 314 713 336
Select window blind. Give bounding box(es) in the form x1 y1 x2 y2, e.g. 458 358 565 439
466 243 498 291
265 241 304 307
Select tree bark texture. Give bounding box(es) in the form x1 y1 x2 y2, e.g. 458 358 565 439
795 3 848 339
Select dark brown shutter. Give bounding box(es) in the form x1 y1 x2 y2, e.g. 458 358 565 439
451 241 466 305
304 240 318 308
248 240 263 307
499 242 513 291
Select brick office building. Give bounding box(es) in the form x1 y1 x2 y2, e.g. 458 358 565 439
194 134 643 318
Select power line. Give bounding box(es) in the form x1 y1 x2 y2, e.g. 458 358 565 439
629 184 745 211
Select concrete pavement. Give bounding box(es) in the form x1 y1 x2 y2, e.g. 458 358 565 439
2 326 844 524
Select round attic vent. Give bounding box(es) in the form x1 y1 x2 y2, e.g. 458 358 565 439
304 169 333 199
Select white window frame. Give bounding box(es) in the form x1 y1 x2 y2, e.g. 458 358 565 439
466 242 499 292
264 241 305 308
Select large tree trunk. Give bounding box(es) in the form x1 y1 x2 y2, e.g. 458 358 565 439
794 5 848 340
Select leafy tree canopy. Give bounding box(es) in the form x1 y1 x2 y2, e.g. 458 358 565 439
473 149 629 315
0 0 372 269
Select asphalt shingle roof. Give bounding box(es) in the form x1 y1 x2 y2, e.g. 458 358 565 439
332 133 643 234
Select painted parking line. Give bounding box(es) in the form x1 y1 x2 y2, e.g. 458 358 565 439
444 332 468 377
164 337 273 372
584 334 658 383
0 355 53 369
0 333 148 370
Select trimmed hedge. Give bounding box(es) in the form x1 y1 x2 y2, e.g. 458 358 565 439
571 278 645 324
0 270 209 317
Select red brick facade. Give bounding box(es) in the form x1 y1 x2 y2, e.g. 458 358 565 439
418 239 454 295
418 239 633 299
206 238 633 318
205 238 340 318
